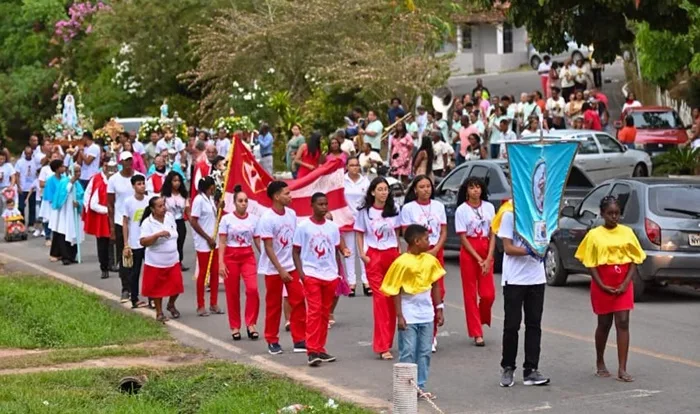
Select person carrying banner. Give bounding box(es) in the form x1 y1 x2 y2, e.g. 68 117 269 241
190 176 222 317
292 192 350 366
256 181 307 355
574 195 646 383
83 159 117 279
218 185 261 342
355 177 401 360
400 175 447 352
455 176 496 346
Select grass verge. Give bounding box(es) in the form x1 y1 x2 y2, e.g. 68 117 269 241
0 275 167 349
0 362 373 413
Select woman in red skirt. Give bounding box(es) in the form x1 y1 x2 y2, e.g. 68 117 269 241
454 176 496 346
218 185 260 341
139 196 184 322
575 195 646 382
354 176 401 360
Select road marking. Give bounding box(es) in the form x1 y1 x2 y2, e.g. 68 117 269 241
0 253 391 411
444 301 700 369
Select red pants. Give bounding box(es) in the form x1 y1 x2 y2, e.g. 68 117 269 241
431 246 446 339
303 276 339 354
264 270 306 344
459 238 495 338
196 249 219 309
366 246 400 353
223 246 259 330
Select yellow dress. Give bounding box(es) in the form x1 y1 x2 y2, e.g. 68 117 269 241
574 224 646 268
380 252 445 296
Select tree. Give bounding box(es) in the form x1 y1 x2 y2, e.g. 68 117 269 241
473 0 700 64
188 0 458 124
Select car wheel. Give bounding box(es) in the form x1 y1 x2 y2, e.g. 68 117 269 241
545 243 568 286
632 163 647 177
530 55 541 70
572 51 583 62
632 270 646 302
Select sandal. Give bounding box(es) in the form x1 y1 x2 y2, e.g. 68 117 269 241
616 372 635 382
474 337 485 347
156 313 169 323
284 321 291 332
209 305 225 315
349 285 356 297
49 257 59 262
197 308 210 317
363 285 373 296
595 368 611 377
131 301 148 309
167 305 181 319
418 391 436 401
247 327 259 340
379 351 393 360
231 331 242 341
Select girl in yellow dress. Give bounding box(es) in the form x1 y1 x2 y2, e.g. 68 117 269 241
574 196 646 382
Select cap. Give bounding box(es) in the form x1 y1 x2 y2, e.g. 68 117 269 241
120 151 133 161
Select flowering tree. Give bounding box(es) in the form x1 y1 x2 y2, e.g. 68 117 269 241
54 2 110 44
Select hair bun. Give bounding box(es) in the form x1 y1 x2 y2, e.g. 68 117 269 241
233 184 242 193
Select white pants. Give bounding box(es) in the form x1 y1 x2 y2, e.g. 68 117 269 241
260 155 273 175
342 231 367 286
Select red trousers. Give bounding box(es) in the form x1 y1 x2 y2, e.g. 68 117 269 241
223 246 259 330
196 249 219 309
459 238 495 338
366 246 400 353
541 76 550 98
431 246 446 339
264 270 306 344
303 276 339 354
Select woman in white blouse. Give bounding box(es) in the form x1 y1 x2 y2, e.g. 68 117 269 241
139 196 184 322
161 171 190 271
191 176 222 317
343 157 371 296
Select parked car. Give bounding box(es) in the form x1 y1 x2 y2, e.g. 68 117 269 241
614 106 689 156
546 178 700 301
434 159 595 271
114 117 150 134
522 129 652 184
528 36 591 70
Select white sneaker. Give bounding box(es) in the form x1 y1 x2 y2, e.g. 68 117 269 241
432 337 437 353
33 229 41 237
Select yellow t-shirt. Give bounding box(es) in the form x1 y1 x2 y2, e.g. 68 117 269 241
380 252 445 296
490 199 513 234
574 224 646 268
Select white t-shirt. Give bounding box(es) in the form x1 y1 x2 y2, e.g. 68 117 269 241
123 195 151 249
0 163 16 188
14 157 37 192
354 207 400 250
400 200 447 247
359 151 382 170
216 138 231 158
132 140 145 155
38 165 52 198
537 61 552 78
164 194 187 220
140 212 179 267
344 174 369 214
219 212 259 248
546 97 566 118
559 66 574 88
622 101 642 113
499 130 518 159
107 172 136 225
455 201 495 238
497 211 545 286
156 138 185 162
432 140 450 171
340 139 355 156
256 207 297 275
191 194 219 252
2 207 21 219
402 289 434 324
293 218 341 281
80 143 101 181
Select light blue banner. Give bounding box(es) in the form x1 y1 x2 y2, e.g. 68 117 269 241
507 141 579 257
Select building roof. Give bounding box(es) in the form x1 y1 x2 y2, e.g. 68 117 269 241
454 1 510 24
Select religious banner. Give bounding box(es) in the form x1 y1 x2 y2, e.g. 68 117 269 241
506 141 579 257
224 137 351 226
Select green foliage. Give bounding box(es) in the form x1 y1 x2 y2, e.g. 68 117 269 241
635 22 693 85
653 147 700 176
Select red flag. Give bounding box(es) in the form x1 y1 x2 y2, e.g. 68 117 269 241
224 137 353 228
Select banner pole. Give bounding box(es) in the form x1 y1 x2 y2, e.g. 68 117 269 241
204 137 237 285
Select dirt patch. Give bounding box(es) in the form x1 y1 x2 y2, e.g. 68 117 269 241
0 340 180 359
0 353 210 376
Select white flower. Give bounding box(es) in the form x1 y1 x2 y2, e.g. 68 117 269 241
253 80 259 90
257 104 263 108
243 93 252 101
233 81 239 87
268 68 275 74
238 87 244 93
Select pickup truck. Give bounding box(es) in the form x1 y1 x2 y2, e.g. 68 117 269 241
433 159 595 271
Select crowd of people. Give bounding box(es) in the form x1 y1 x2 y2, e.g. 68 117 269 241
0 75 653 399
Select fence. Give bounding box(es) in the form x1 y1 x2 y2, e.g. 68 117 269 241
655 86 694 128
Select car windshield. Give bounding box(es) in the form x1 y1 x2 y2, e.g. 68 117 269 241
649 185 700 218
631 111 682 129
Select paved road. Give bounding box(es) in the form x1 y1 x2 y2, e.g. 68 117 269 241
3 229 699 413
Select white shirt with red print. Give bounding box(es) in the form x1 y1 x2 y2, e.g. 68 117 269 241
454 201 496 238
400 200 447 246
354 206 400 250
293 217 341 281
219 212 259 248
255 207 297 275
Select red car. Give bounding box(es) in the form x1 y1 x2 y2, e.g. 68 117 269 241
615 106 689 155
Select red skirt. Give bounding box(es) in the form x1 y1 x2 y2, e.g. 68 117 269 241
591 264 634 315
142 263 184 298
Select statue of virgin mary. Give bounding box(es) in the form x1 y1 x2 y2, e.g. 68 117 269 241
62 94 78 130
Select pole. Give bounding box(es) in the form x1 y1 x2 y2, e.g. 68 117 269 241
204 137 237 285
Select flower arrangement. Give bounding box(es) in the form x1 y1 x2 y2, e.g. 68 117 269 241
214 116 256 134
43 80 94 140
94 128 110 143
94 119 124 144
137 117 188 141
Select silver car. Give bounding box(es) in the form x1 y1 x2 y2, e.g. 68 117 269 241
546 178 700 301
523 129 653 184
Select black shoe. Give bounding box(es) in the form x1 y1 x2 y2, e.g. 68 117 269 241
363 285 372 296
247 328 259 340
318 352 336 363
100 271 109 279
349 287 356 297
232 332 242 341
120 291 130 303
293 341 307 353
180 263 190 272
308 353 322 367
268 343 283 355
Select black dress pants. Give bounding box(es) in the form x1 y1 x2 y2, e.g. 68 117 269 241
500 283 545 374
96 237 110 272
115 224 130 293
176 218 187 263
129 248 145 304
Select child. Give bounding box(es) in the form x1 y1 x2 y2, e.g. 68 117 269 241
380 224 445 400
122 174 151 308
2 198 26 241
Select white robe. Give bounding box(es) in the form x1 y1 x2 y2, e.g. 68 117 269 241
49 182 84 245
